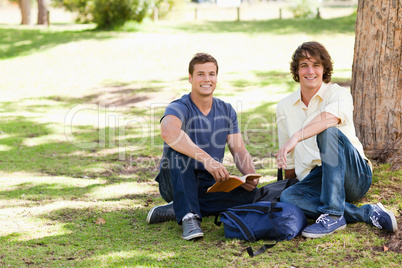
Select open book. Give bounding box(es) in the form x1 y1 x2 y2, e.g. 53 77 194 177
206 174 261 193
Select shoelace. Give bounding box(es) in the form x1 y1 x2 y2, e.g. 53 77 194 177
316 213 330 224
370 207 382 229
184 217 200 232
370 215 382 229
160 211 173 218
156 208 174 220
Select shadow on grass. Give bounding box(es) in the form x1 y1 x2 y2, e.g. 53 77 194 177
169 14 356 34
0 109 163 180
0 13 356 60
0 27 114 60
47 79 179 117
238 101 279 160
0 94 401 266
0 89 284 179
228 70 296 93
0 206 233 266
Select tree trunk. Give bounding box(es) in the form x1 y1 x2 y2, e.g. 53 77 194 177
37 0 49 25
18 0 31 25
351 0 401 170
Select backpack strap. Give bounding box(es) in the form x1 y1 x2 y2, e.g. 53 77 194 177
228 201 283 215
277 168 283 181
246 242 277 257
245 203 280 257
223 211 256 242
216 202 283 257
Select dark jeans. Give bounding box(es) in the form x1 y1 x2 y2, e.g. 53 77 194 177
280 127 373 223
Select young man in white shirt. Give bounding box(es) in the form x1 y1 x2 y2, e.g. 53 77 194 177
276 41 397 238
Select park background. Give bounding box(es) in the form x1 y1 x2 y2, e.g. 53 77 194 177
0 0 401 267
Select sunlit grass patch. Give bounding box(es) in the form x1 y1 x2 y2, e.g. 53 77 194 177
88 182 156 200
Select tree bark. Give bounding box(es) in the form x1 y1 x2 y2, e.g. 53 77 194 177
37 0 49 25
18 0 31 25
351 0 401 170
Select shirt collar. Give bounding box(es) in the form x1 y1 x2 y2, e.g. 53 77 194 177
291 83 328 106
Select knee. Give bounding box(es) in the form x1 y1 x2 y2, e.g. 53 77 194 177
280 187 292 203
157 170 174 202
280 185 302 205
316 127 339 147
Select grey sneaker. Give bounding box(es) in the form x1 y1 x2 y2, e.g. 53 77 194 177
182 217 204 240
146 201 176 224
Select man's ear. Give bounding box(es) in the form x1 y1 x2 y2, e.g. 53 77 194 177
188 74 193 83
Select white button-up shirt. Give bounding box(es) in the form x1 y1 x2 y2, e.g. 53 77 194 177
276 83 370 180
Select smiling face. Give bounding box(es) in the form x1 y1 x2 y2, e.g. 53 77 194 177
298 53 324 93
189 62 217 98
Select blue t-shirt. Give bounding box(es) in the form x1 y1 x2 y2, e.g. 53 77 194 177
161 93 239 170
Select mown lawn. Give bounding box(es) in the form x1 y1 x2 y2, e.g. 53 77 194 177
0 12 401 267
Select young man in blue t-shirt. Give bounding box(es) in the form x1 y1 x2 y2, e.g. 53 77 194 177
146 53 260 240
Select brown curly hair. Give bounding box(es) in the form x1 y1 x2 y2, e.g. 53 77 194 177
188 53 219 76
290 41 333 83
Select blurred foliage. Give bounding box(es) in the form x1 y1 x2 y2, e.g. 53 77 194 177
152 0 185 19
52 0 148 28
52 0 183 28
287 0 320 19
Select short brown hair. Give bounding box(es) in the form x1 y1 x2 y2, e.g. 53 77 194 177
188 53 219 76
290 41 333 83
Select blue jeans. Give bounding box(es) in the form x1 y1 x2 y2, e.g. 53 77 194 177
280 127 373 224
156 147 257 224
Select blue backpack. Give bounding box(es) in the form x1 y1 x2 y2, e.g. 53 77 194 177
215 201 307 257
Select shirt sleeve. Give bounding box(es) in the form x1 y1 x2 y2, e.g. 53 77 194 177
324 86 353 126
276 103 295 170
160 100 188 124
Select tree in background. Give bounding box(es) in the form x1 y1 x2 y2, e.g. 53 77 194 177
18 0 31 24
37 0 49 25
16 0 48 25
351 0 401 170
15 0 182 28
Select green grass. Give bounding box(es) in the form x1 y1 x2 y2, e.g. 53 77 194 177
0 12 401 267
162 14 357 35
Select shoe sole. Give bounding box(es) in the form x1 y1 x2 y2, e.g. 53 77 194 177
146 201 173 224
302 224 346 238
182 232 204 241
377 203 398 232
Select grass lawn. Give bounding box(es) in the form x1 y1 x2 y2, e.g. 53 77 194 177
0 10 401 267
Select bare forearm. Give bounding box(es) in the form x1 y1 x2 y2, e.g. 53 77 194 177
162 127 210 164
276 112 339 169
233 150 256 175
228 133 256 175
161 116 229 181
293 112 339 143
